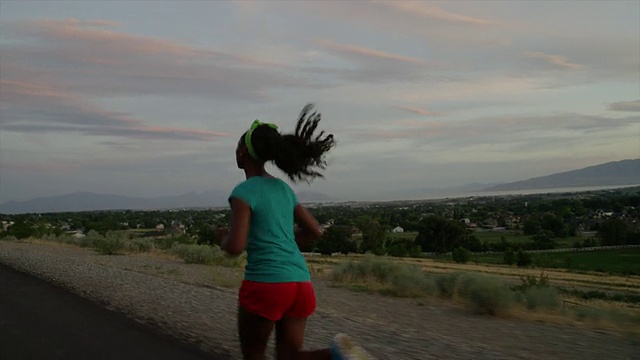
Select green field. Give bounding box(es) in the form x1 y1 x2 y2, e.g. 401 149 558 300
389 230 589 249
457 249 640 276
471 230 588 248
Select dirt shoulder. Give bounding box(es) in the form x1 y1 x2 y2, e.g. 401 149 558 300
0 241 638 360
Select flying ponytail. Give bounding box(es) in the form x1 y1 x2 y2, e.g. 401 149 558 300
245 104 336 183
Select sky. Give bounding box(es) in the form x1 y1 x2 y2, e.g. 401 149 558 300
1 1 639 204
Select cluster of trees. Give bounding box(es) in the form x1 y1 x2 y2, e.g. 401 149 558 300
2 187 638 257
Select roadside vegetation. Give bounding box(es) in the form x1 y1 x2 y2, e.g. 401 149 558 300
1 186 638 332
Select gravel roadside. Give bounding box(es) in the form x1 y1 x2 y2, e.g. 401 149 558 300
0 241 638 360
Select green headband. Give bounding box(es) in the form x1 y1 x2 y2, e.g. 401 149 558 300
245 119 278 160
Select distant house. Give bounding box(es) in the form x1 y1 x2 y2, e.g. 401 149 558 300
392 226 404 233
67 230 85 238
1 221 14 232
164 225 185 235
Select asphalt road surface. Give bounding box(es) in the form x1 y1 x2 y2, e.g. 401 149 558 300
0 264 229 360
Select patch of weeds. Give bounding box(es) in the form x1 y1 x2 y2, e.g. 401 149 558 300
332 255 435 298
155 234 195 250
95 232 126 255
511 272 550 291
522 287 560 310
454 273 513 315
388 267 437 298
126 238 154 253
171 244 244 267
435 272 465 298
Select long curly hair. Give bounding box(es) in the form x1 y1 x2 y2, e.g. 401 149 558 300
244 104 336 183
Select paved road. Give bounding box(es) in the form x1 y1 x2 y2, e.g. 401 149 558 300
0 264 228 360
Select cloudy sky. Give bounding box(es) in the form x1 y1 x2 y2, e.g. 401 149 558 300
1 1 639 203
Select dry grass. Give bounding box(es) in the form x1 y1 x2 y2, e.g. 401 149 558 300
307 254 640 295
20 238 75 247
321 254 640 334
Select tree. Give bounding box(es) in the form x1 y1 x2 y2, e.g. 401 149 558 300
531 230 557 250
540 213 567 238
315 225 354 255
516 249 532 267
386 238 421 258
452 247 471 263
598 219 628 245
359 218 387 255
523 218 541 235
415 216 470 254
503 247 516 265
196 224 216 245
6 220 34 239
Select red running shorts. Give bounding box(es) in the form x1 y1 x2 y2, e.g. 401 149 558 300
238 280 317 321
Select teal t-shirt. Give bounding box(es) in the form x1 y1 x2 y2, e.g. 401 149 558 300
229 176 310 283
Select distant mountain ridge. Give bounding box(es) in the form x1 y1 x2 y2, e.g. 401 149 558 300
2 159 638 214
0 191 231 214
484 159 640 192
0 189 334 214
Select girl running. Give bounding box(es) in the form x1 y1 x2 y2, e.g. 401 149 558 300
222 104 371 360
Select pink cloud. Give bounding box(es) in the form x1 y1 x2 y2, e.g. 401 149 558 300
2 19 310 101
23 18 208 57
316 39 425 64
524 52 584 70
135 126 227 139
394 105 445 117
381 2 503 26
2 161 76 173
1 78 229 141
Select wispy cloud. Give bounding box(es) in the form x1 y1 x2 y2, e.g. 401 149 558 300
349 113 639 145
394 105 444 117
316 39 425 64
0 79 227 141
309 39 441 83
380 1 503 26
232 1 511 53
1 18 311 101
609 99 640 112
524 51 584 70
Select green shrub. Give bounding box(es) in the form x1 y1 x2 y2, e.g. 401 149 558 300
332 255 434 297
452 247 471 263
126 238 154 253
388 267 436 298
434 272 513 315
0 235 18 242
455 273 513 315
41 234 60 243
435 272 464 298
156 234 195 250
171 244 215 264
332 254 405 283
84 230 104 248
503 247 516 265
512 272 550 291
171 244 244 267
516 249 532 267
522 287 559 310
60 235 82 246
95 232 126 255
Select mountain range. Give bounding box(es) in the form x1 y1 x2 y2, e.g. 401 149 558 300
1 159 638 214
483 159 640 191
0 189 335 214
